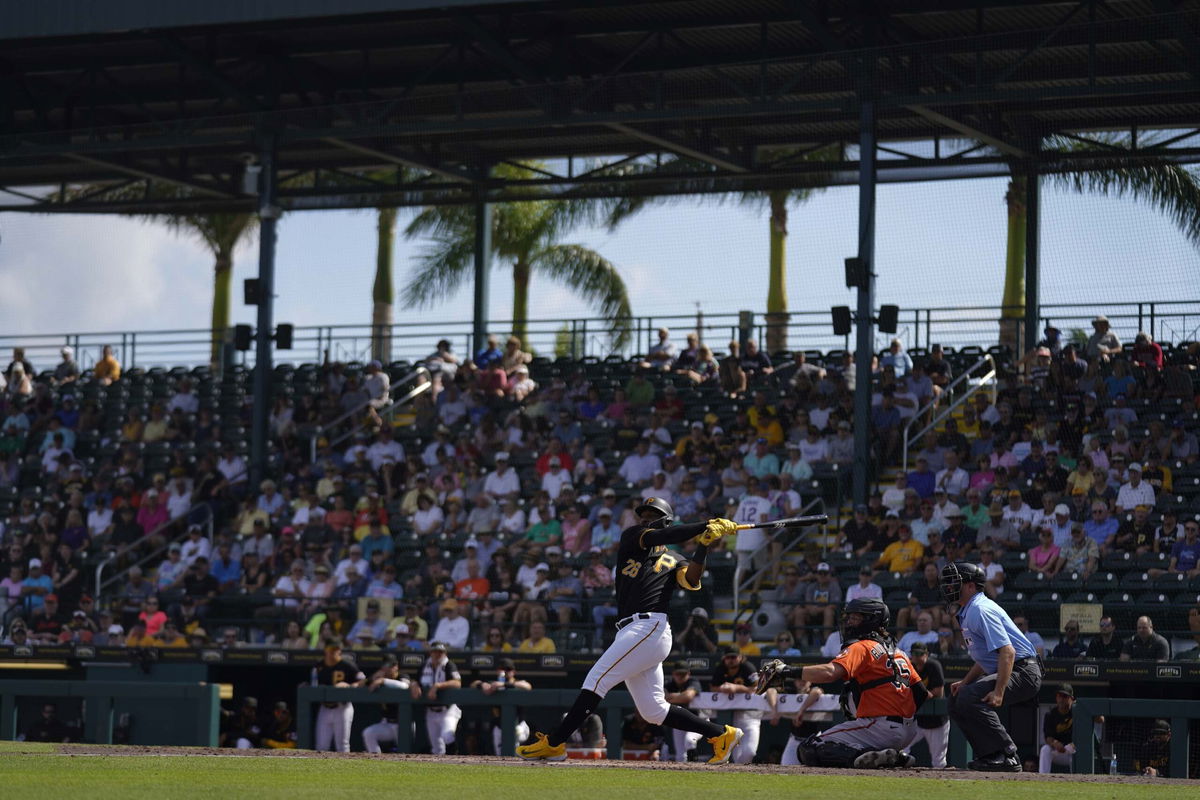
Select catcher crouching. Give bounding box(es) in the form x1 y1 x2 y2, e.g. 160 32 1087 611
755 598 927 768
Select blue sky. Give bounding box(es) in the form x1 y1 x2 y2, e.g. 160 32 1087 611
1 173 1197 363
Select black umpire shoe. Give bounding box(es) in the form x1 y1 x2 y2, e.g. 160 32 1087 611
967 752 1021 772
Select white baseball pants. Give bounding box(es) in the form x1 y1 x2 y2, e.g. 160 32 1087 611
905 721 950 767
363 721 399 753
731 712 761 764
668 727 702 762
583 612 672 724
1039 743 1075 773
425 705 462 755
820 716 915 753
492 721 531 756
315 703 354 752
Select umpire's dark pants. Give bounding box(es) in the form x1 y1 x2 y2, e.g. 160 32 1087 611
948 657 1042 758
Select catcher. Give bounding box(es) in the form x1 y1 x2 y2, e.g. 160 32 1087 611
755 597 926 768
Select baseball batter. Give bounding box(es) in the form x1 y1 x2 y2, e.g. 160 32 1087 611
517 498 743 763
412 641 463 755
755 598 926 768
314 638 365 752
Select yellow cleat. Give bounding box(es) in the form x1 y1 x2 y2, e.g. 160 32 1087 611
516 732 567 762
706 725 744 765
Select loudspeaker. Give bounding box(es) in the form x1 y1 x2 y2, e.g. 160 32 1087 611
244 278 260 306
275 323 294 350
878 304 899 334
844 257 867 289
234 324 254 351
831 306 853 336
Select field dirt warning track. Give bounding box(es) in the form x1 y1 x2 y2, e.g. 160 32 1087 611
26 745 1194 785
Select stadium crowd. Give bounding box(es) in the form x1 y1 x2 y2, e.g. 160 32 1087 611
2 321 1200 664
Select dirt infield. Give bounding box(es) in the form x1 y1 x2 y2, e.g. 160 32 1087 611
40 745 1194 784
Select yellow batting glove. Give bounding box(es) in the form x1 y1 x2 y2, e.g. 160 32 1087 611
697 517 739 546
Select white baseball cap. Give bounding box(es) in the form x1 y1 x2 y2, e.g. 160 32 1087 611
1054 504 1070 516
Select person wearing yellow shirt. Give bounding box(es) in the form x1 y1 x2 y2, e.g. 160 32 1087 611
874 524 925 575
732 623 761 656
153 620 189 648
517 621 557 653
482 625 514 652
94 345 121 385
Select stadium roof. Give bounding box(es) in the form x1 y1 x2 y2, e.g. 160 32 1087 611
1 0 1198 213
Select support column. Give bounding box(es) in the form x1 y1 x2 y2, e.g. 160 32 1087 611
852 97 878 507
472 185 493 359
250 134 279 489
1023 160 1041 354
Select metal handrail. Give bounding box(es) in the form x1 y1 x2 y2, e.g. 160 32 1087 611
900 354 997 471
95 501 215 597
306 366 432 461
733 496 826 616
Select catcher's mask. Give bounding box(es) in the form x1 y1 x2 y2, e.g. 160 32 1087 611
840 597 890 643
940 561 986 605
635 497 675 529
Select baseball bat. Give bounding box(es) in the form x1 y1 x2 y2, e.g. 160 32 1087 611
735 514 829 531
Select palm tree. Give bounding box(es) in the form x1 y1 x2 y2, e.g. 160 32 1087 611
999 142 1200 349
372 206 398 362
601 149 835 353
401 163 632 349
160 213 259 364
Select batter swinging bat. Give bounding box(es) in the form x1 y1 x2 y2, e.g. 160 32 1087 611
735 514 828 532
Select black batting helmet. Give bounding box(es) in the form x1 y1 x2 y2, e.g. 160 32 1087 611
841 597 891 643
940 561 986 604
635 497 675 528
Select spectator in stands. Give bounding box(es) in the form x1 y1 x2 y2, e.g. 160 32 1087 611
898 611 940 654
1051 620 1086 659
675 607 718 654
1166 520 1200 578
93 344 121 385
1167 420 1199 463
1085 501 1119 551
1027 528 1062 578
870 390 902 464
873 522 923 575
739 339 773 378
1084 315 1121 362
845 565 882 602
1113 463 1155 514
645 327 677 370
1082 616 1122 660
50 347 79 388
1061 521 1099 579
508 365 536 402
798 562 841 647
1121 616 1170 661
881 339 913 378
518 619 556 653
717 340 747 397
976 500 1020 553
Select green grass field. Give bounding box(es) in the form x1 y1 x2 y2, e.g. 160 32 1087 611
2 743 1195 800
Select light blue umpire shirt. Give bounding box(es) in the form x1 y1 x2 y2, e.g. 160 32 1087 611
956 592 1038 673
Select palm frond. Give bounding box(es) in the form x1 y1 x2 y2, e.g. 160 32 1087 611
1042 154 1200 248
529 243 633 348
399 232 478 309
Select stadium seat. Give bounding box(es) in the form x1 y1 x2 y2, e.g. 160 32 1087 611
1118 571 1152 590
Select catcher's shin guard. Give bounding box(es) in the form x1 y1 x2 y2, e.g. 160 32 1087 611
796 735 863 768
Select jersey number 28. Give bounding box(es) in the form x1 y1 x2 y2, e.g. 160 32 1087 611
621 553 677 578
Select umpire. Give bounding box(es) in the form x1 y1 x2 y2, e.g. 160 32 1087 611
940 562 1041 772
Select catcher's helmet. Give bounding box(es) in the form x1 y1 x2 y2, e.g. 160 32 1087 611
940 561 986 604
635 496 675 528
841 597 891 643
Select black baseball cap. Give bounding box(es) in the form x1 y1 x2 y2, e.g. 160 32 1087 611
908 642 928 656
722 645 741 656
1056 683 1074 698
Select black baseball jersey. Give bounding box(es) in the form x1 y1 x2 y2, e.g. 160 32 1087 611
915 657 947 729
1043 706 1074 745
316 659 364 687
710 660 758 690
615 521 707 619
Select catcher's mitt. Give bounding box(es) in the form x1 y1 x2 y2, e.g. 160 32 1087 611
754 658 788 695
